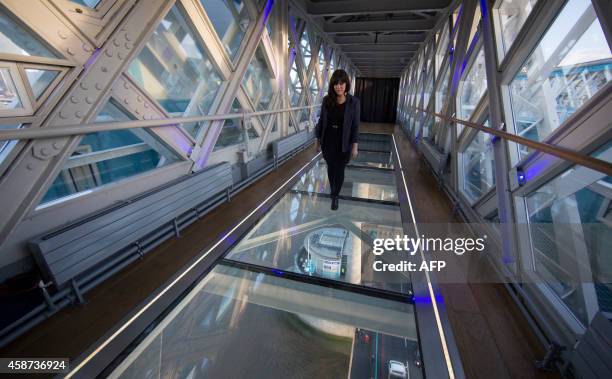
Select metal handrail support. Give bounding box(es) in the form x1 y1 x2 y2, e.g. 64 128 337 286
406 106 612 176
0 105 322 141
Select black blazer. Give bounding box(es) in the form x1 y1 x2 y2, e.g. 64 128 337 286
315 94 360 153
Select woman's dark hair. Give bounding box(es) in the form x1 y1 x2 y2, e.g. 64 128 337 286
324 69 351 110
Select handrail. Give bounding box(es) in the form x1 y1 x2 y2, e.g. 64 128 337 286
0 104 321 141
405 106 612 177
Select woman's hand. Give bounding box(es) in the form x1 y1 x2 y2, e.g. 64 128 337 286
351 143 358 160
315 139 321 152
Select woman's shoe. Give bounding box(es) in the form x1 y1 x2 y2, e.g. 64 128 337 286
331 196 339 210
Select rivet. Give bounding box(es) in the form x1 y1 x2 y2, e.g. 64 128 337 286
135 109 140 114
101 66 108 72
53 142 61 149
41 148 49 156
80 82 89 90
124 98 129 105
58 30 68 39
70 96 79 104
123 81 130 89
59 111 68 119
95 83 103 91
75 111 83 118
104 49 113 57
125 42 133 50
83 44 92 52
124 33 132 41
144 103 149 109
117 52 124 60
67 47 75 55
113 39 120 47
85 97 93 104
27 163 33 170
137 95 142 102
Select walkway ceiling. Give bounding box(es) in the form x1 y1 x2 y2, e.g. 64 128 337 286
303 0 453 78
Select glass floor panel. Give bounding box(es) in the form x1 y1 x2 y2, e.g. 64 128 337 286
293 160 398 202
110 264 422 379
359 139 392 152
350 150 394 169
225 192 410 292
108 134 424 378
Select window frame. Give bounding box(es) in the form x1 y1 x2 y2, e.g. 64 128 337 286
34 96 189 211
499 0 612 170
457 109 497 205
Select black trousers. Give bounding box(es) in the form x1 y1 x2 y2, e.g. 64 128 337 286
323 151 350 197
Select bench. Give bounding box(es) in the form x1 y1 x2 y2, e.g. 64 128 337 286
420 138 448 188
28 162 233 304
567 312 612 378
272 129 313 168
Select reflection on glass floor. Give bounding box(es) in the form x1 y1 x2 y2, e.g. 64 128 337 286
293 160 398 202
110 264 422 379
226 192 410 292
109 136 424 379
226 147 409 293
350 150 394 169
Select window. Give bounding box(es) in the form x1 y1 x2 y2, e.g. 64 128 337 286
457 46 487 123
70 0 101 8
0 11 58 58
25 69 60 100
494 0 539 59
213 98 256 151
461 120 495 202
525 142 611 325
415 50 424 84
309 74 319 103
425 42 434 76
452 4 462 30
318 42 326 74
40 101 179 205
435 22 450 77
508 0 612 157
0 63 33 117
0 124 20 167
422 115 434 139
423 73 434 110
435 64 450 113
242 44 275 123
127 5 224 138
299 106 310 125
0 68 23 111
289 59 302 106
467 3 482 50
264 0 275 40
300 29 312 69
199 0 250 61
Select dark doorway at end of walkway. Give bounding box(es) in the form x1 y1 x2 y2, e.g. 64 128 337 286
354 78 399 124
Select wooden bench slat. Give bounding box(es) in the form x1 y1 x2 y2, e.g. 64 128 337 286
576 334 611 377
583 329 612 371
48 180 230 279
570 312 612 378
35 164 230 253
30 163 232 287
43 170 230 265
571 350 598 379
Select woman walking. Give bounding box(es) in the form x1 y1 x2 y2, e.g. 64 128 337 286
315 69 360 210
